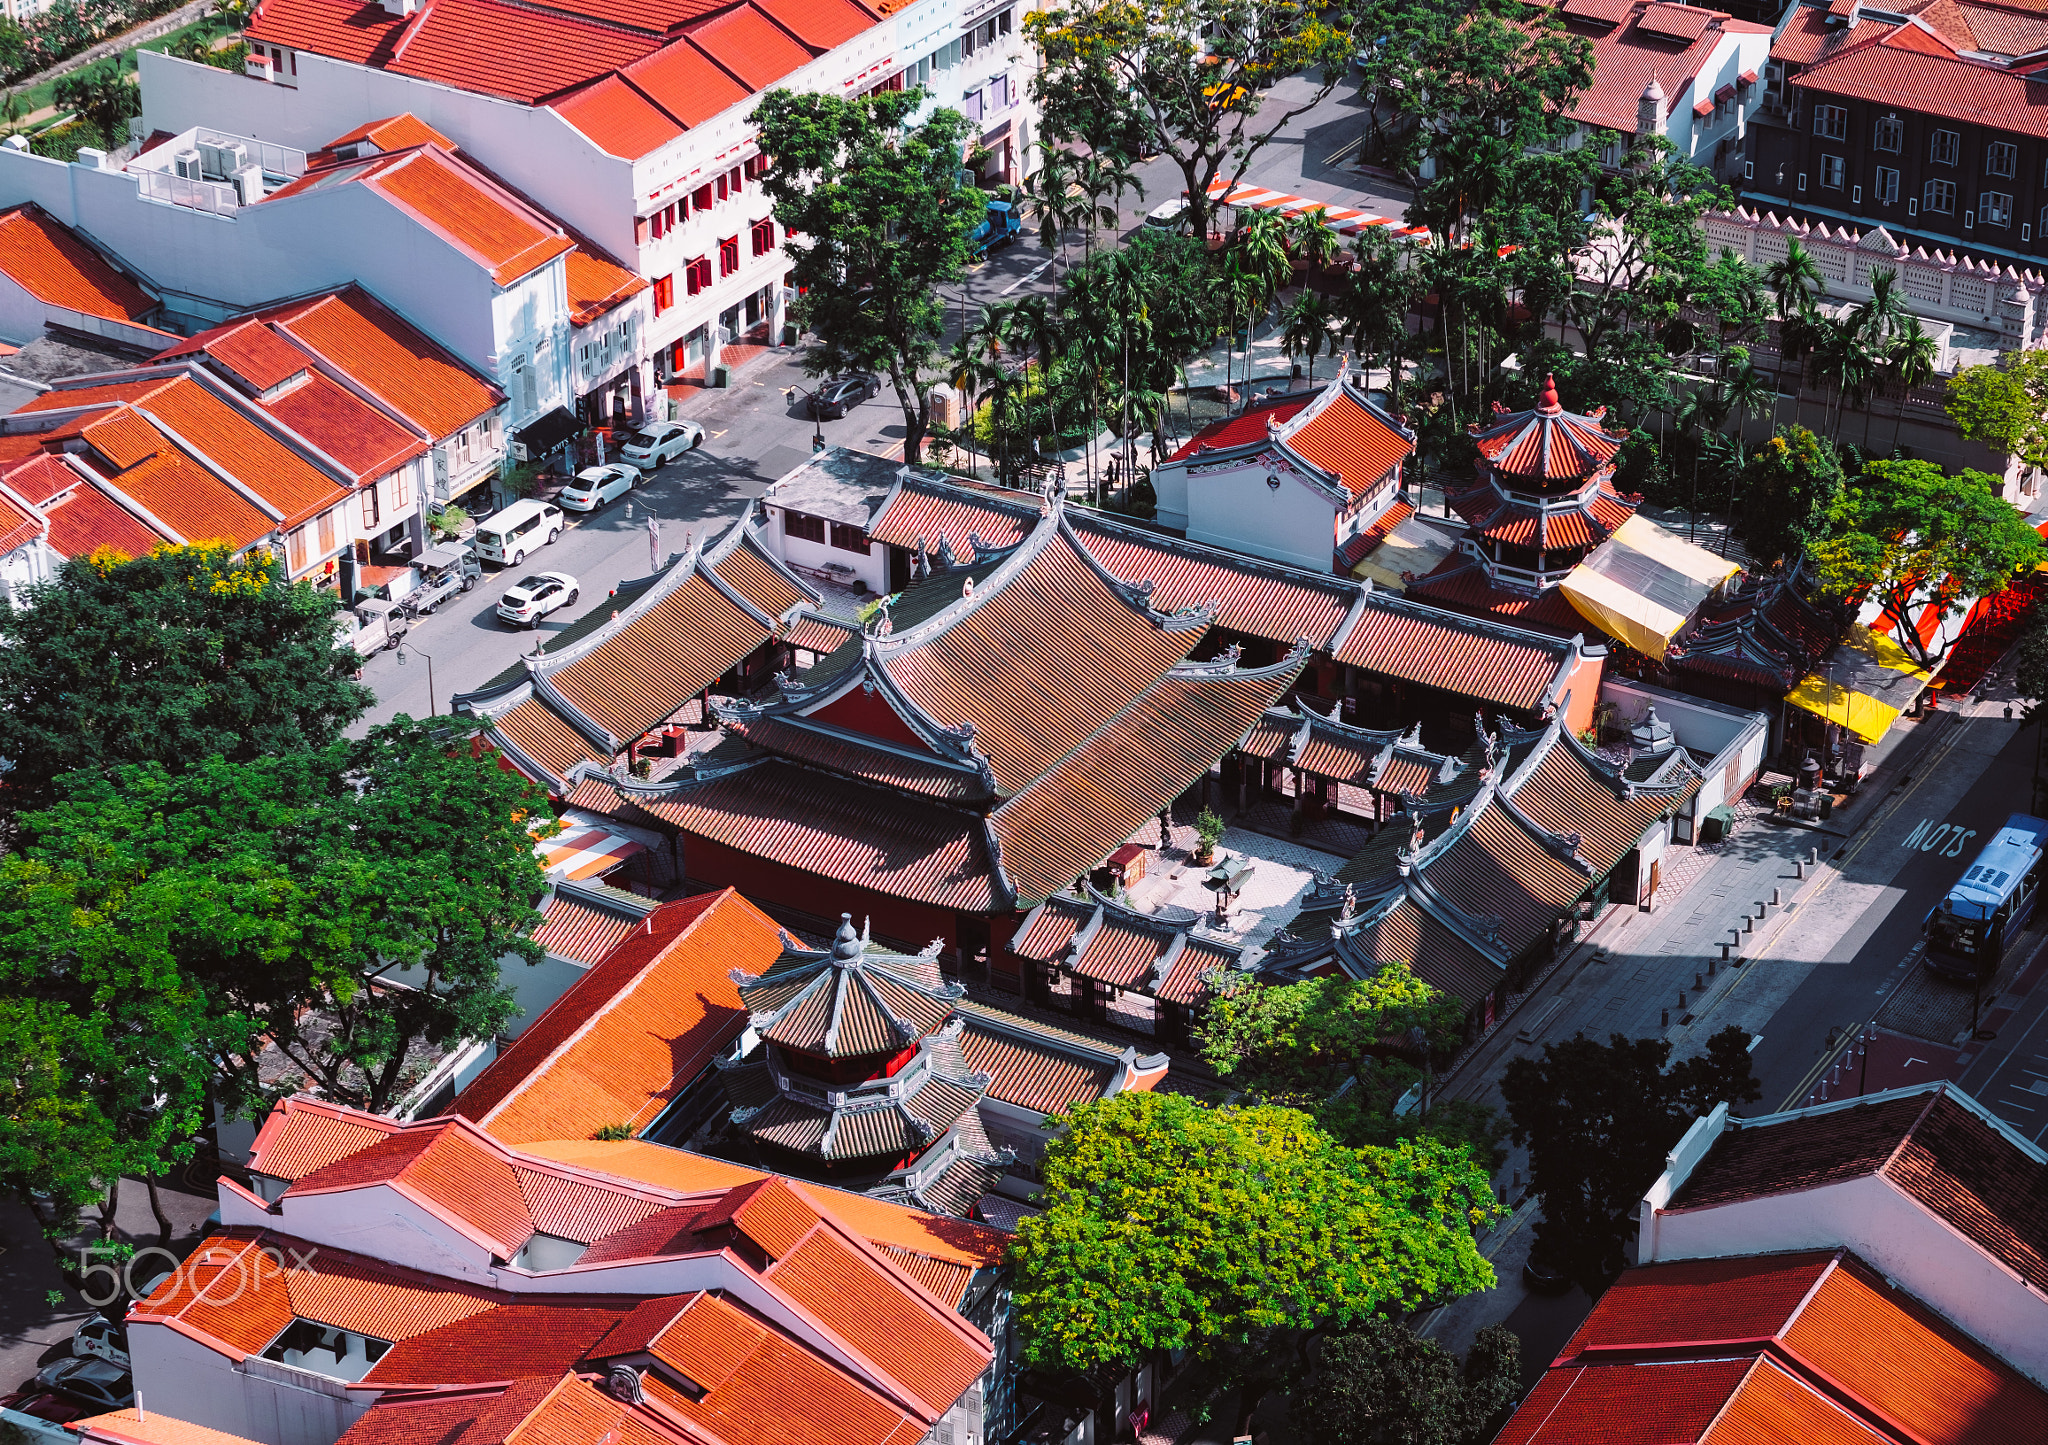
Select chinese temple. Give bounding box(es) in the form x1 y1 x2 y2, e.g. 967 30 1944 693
1407 376 1740 659
717 913 1167 1215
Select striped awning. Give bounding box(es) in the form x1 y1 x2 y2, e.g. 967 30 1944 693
1559 514 1742 659
533 822 648 881
1204 179 1431 240
1787 623 1932 745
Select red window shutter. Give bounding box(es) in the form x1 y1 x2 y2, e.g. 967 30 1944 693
635 215 649 245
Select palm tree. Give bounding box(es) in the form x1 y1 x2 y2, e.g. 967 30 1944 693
1281 290 1338 384
1764 239 1825 429
1073 150 1142 260
1284 206 1344 281
1884 315 1941 458
1849 268 1907 449
1022 149 1082 264
1675 383 1730 542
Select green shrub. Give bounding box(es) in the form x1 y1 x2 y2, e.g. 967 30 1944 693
28 117 93 161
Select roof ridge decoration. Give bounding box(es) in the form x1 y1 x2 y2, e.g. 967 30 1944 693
1067 505 1362 601
1052 505 1216 633
1495 788 1596 875
1397 873 1515 967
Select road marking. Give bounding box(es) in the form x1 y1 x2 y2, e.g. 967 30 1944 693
1000 260 1055 296
1324 135 1362 165
710 429 728 438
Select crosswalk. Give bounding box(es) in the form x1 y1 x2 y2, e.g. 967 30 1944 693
1203 177 1431 240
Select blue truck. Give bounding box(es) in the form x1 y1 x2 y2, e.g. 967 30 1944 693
970 199 1021 257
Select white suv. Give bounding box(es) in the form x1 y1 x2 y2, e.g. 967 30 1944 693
619 420 703 470
497 572 579 629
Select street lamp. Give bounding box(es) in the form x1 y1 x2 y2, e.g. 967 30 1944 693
397 642 436 717
785 385 826 452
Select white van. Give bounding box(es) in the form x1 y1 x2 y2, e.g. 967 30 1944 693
473 499 565 566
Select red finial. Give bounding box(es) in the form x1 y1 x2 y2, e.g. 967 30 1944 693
1539 374 1562 413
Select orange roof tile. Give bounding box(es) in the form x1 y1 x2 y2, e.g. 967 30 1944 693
248 1097 403 1180
102 442 274 550
451 889 784 1144
41 482 167 559
362 1302 634 1385
73 1410 267 1445
0 486 42 554
1281 388 1414 496
252 286 501 439
136 375 350 528
0 203 158 327
565 247 648 327
619 40 753 127
750 0 876 49
551 78 685 161
265 371 427 481
329 113 459 155
195 320 312 390
2 451 81 505
678 8 816 92
365 150 577 285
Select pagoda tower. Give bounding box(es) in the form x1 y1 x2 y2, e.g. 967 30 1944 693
1408 374 1641 631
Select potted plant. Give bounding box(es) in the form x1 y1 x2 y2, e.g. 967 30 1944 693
1193 807 1226 866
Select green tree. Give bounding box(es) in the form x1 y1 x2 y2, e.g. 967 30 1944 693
54 58 136 148
1882 315 1940 458
1026 0 1357 243
1502 1028 1760 1297
0 545 369 809
11 720 549 1118
751 88 983 465
1812 458 2044 665
1945 350 2048 475
1198 964 1463 1100
1281 286 1337 384
1736 425 1844 570
1012 1091 1498 1430
1297 1319 1520 1445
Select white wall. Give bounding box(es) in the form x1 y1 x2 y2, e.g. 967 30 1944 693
129 1325 372 1445
763 505 887 593
0 532 55 604
0 145 508 374
1179 458 1338 572
1600 677 1768 822
1644 1173 2048 1384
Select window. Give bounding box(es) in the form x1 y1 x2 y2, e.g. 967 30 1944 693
1981 189 2014 227
715 173 728 202
1875 166 1899 204
693 184 713 211
1930 128 1960 165
686 257 712 294
1874 114 1902 152
728 166 742 193
653 274 675 314
1988 141 2019 178
361 483 381 529
286 524 309 574
829 522 870 554
963 87 983 121
991 73 1009 109
1925 177 1956 213
1813 104 1846 140
393 468 410 509
2041 203 2048 237
719 236 739 276
784 511 826 543
317 507 335 556
1820 154 1844 189
751 218 775 256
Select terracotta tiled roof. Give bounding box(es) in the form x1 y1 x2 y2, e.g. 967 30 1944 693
1279 386 1414 497
1166 395 1313 462
1472 380 1627 482
1504 1249 2048 1445
290 1121 536 1257
135 374 349 529
681 5 817 90
716 531 811 617
1008 887 1245 999
763 1225 991 1420
578 761 1004 911
100 438 273 549
736 921 959 1058
1069 510 1359 650
71 1409 267 1445
247 1097 402 1181
263 371 427 482
1331 593 1575 712
0 203 157 327
530 880 658 965
1507 729 1698 874
957 1011 1119 1113
875 1245 974 1307
1789 21 2048 135
750 0 875 49
188 320 311 390
1561 1 1755 134
1673 1087 2048 1294
40 481 167 558
725 714 990 800
1338 496 1413 569
1 451 82 506
1771 3 1896 67
362 1302 633 1385
619 41 753 126
991 653 1305 904
492 696 610 783
865 474 1039 556
551 79 685 161
365 149 578 285
137 1229 504 1355
879 524 1197 797
452 889 782 1143
0 487 41 554
1405 557 1597 635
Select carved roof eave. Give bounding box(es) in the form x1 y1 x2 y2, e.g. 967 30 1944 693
1397 872 1515 970
482 722 575 797
1070 507 1359 612
720 636 988 770
725 710 995 798
982 816 1019 912
1052 504 1215 633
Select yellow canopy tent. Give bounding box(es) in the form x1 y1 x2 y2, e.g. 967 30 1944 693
1786 622 1933 745
1560 514 1742 658
1353 513 1459 590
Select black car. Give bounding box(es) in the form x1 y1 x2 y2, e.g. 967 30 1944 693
808 374 880 419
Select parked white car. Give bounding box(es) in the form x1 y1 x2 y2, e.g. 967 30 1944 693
556 464 639 512
618 420 703 470
497 572 579 629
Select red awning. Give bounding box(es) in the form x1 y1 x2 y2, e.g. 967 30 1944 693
1739 68 1758 85
1694 98 1715 116
1715 82 1736 101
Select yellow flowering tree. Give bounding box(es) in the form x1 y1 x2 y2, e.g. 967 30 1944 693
1011 1091 1497 1430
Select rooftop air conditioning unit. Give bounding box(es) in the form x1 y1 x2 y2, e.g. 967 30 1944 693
216 141 249 176
173 148 203 180
233 164 266 205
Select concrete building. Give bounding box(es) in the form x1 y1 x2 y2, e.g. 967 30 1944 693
133 0 1041 408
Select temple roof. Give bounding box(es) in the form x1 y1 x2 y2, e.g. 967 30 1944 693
735 916 962 1059
1446 469 1639 553
1268 711 1702 1008
1668 566 1844 691
1010 884 1250 1004
1165 368 1417 501
453 516 818 791
1470 374 1628 485
1235 702 1467 795
1405 555 1599 635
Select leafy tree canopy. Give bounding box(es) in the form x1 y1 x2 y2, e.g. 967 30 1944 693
1945 351 2048 474
1026 0 1357 240
1502 1028 1760 1296
1809 458 2044 664
752 88 982 464
53 57 136 148
1297 1318 1520 1445
0 544 369 808
1197 964 1464 1100
8 720 549 1120
1737 425 1844 570
1011 1091 1498 1422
